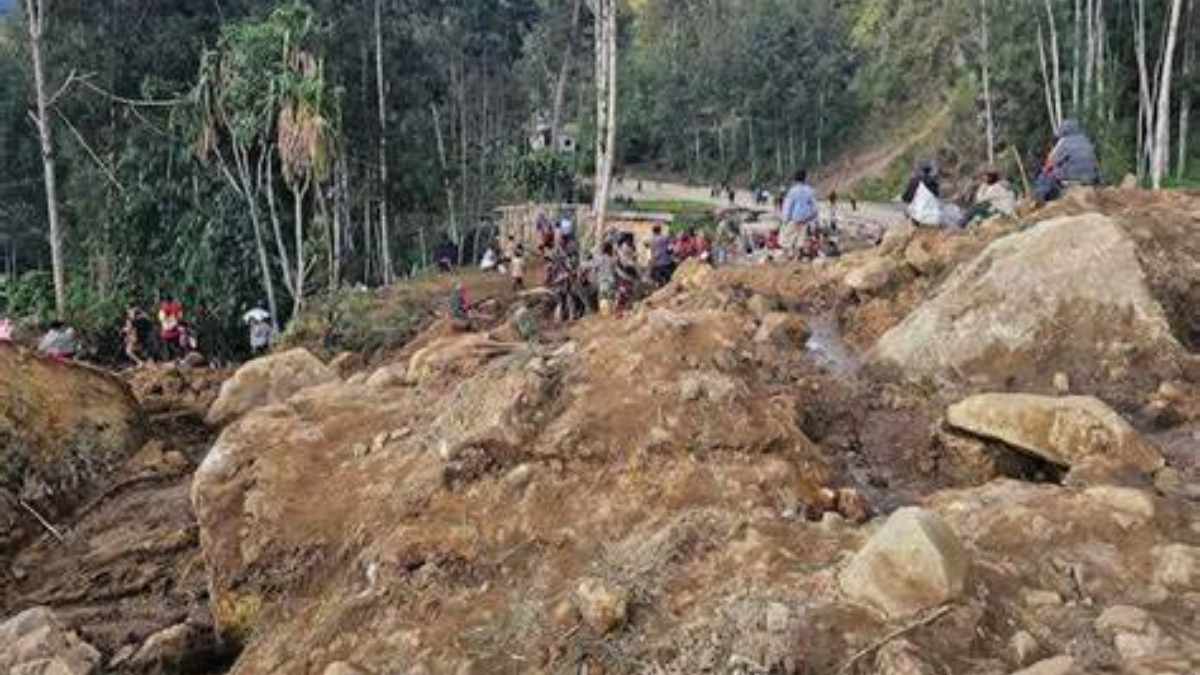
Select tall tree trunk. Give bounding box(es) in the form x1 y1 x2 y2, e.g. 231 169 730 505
981 0 996 164
1084 0 1096 111
1044 0 1064 127
1134 0 1153 179
1038 23 1058 130
1152 0 1185 189
590 0 618 247
374 0 392 284
264 151 295 295
431 104 459 256
1072 0 1082 114
1178 0 1195 179
23 0 65 318
550 0 583 149
291 176 311 315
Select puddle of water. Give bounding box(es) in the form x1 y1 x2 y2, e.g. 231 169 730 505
805 314 863 377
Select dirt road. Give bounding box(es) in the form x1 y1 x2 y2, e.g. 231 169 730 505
613 177 908 230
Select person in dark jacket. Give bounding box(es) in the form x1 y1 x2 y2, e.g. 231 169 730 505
1034 119 1101 203
901 161 940 203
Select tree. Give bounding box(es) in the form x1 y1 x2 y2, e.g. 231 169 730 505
588 0 616 244
1152 0 1185 189
373 0 392 285
22 0 65 318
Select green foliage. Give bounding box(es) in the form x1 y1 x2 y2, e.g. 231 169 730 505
509 149 575 201
277 286 424 359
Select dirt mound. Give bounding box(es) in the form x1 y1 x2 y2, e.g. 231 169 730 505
0 344 144 555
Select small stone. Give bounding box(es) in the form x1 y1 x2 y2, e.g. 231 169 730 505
371 431 390 454
1053 373 1070 394
765 603 790 634
836 488 870 524
352 442 369 458
838 507 968 619
128 623 200 669
820 511 846 531
573 577 629 634
504 464 535 492
1095 606 1164 661
108 645 137 670
679 376 704 402
323 662 369 675
1152 544 1200 589
874 638 936 675
1083 486 1155 521
1022 589 1063 607
1010 630 1040 667
1012 655 1076 675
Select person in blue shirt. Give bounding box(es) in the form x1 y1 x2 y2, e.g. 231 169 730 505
782 169 818 258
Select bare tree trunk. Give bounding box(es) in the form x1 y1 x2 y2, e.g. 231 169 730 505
981 0 996 165
1044 0 1064 127
590 0 618 247
1038 23 1058 130
23 0 66 318
431 104 459 256
1084 0 1096 110
374 0 393 284
291 176 311 315
264 151 295 295
1178 0 1195 180
1072 0 1082 114
1152 0 1185 189
1134 0 1153 179
550 0 583 150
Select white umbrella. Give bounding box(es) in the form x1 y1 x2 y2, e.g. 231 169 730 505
243 308 271 324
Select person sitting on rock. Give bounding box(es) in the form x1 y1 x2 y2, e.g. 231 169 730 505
38 320 78 361
960 168 1017 227
1034 119 1102 204
901 161 940 203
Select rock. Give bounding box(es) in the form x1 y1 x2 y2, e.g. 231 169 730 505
1053 373 1070 395
127 623 202 670
0 345 143 555
871 215 1180 388
328 352 361 378
838 507 968 618
904 239 938 275
845 257 898 294
754 312 810 347
107 645 136 670
1082 486 1155 522
945 394 1163 472
1152 544 1200 589
323 662 369 675
1010 631 1040 667
875 639 937 675
677 371 738 404
0 607 101 675
503 464 535 492
206 348 339 426
836 488 870 524
1012 655 1077 675
746 294 780 319
878 221 916 256
1022 590 1063 607
573 577 629 634
1094 606 1164 661
1120 173 1139 189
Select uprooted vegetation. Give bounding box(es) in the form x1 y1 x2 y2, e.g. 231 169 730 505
6 186 1200 675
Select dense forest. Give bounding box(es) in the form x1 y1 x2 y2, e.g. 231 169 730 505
0 0 1197 356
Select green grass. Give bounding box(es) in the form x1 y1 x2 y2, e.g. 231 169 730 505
611 199 715 215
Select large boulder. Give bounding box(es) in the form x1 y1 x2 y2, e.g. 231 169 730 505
838 507 968 619
844 257 899 294
205 348 339 426
871 214 1179 390
0 344 143 554
0 607 101 675
946 394 1163 472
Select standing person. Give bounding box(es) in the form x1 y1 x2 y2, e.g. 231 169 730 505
244 306 273 356
38 321 78 361
510 244 526 291
615 234 639 314
648 225 675 287
158 293 184 360
781 169 818 259
122 305 153 366
592 242 618 317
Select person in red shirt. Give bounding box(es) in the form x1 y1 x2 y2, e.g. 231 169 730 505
158 294 184 359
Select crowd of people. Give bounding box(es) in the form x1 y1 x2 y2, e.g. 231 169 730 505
0 293 275 369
